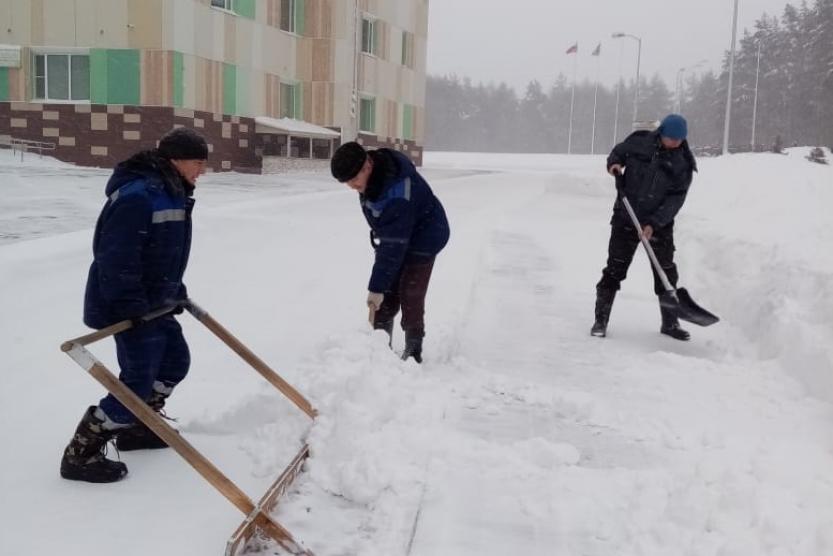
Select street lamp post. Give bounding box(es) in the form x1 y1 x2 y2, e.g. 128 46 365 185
675 60 707 113
612 39 624 143
612 32 642 126
751 38 763 150
722 0 739 155
675 68 685 113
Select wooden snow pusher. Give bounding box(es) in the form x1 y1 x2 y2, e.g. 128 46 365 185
61 299 317 556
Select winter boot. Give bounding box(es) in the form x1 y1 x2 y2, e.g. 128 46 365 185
590 288 617 337
660 305 691 341
374 319 394 348
116 384 174 451
401 331 423 364
60 406 128 483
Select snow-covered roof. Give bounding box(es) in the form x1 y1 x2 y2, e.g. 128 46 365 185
254 116 340 139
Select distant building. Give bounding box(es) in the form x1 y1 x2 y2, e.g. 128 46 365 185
0 0 428 173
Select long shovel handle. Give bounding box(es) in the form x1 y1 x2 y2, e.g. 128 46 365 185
61 303 184 349
615 174 676 295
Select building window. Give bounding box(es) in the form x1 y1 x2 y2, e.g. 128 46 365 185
281 0 297 33
281 82 300 119
361 16 377 55
401 31 414 68
33 53 90 102
359 97 375 133
211 0 233 10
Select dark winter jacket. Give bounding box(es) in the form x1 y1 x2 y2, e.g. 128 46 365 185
360 149 450 293
607 130 697 229
83 151 194 329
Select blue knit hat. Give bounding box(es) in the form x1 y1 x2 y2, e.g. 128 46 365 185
658 114 688 140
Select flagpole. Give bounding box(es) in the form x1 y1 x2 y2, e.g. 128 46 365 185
591 46 600 154
568 49 577 154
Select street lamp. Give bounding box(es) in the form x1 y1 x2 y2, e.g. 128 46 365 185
675 59 707 113
750 38 763 150
722 0 739 155
612 39 624 143
612 32 642 126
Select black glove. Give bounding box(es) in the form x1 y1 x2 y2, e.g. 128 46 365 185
129 316 147 329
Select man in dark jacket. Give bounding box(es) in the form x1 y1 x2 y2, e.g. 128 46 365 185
331 142 450 363
60 128 207 483
592 114 697 341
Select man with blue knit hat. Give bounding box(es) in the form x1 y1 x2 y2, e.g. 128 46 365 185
331 141 450 363
591 114 697 340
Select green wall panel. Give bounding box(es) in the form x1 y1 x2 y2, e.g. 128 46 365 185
173 51 184 107
403 104 414 140
223 63 237 115
90 49 140 105
106 49 140 105
235 67 250 116
234 0 256 19
0 68 8 101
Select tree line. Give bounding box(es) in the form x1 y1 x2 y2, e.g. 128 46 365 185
425 0 833 154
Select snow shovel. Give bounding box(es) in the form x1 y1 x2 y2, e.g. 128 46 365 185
614 173 719 327
61 300 316 555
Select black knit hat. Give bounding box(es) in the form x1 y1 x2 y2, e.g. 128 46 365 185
330 141 368 182
157 128 209 160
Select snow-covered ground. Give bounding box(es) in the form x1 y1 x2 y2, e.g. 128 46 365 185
1 146 832 555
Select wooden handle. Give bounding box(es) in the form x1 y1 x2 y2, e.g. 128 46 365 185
61 305 182 351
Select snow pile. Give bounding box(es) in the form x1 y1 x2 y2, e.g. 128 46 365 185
682 151 833 401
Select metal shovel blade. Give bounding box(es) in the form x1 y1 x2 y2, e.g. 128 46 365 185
659 288 720 327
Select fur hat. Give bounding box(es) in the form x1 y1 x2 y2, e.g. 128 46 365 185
330 141 368 182
157 128 209 160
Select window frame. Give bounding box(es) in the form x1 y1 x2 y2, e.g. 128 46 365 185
401 30 414 68
280 81 300 119
361 15 377 56
210 0 234 12
280 0 297 34
359 95 376 133
31 49 91 103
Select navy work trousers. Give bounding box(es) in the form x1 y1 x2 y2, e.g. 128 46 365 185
98 316 190 424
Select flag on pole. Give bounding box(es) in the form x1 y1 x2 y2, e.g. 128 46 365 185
592 43 601 56
565 43 578 55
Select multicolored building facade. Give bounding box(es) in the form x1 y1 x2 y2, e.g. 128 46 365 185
0 0 428 172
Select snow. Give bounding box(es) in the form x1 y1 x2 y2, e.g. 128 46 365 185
1 147 832 555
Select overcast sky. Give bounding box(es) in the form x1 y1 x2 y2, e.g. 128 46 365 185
427 0 792 93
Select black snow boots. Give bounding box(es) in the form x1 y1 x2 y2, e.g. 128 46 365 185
401 331 423 363
591 288 617 337
115 388 173 451
60 406 128 483
660 305 691 341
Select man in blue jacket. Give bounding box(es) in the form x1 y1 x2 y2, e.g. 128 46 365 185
331 142 450 363
60 128 207 483
592 114 697 341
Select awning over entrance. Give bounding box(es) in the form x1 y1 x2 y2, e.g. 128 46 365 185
254 116 340 139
